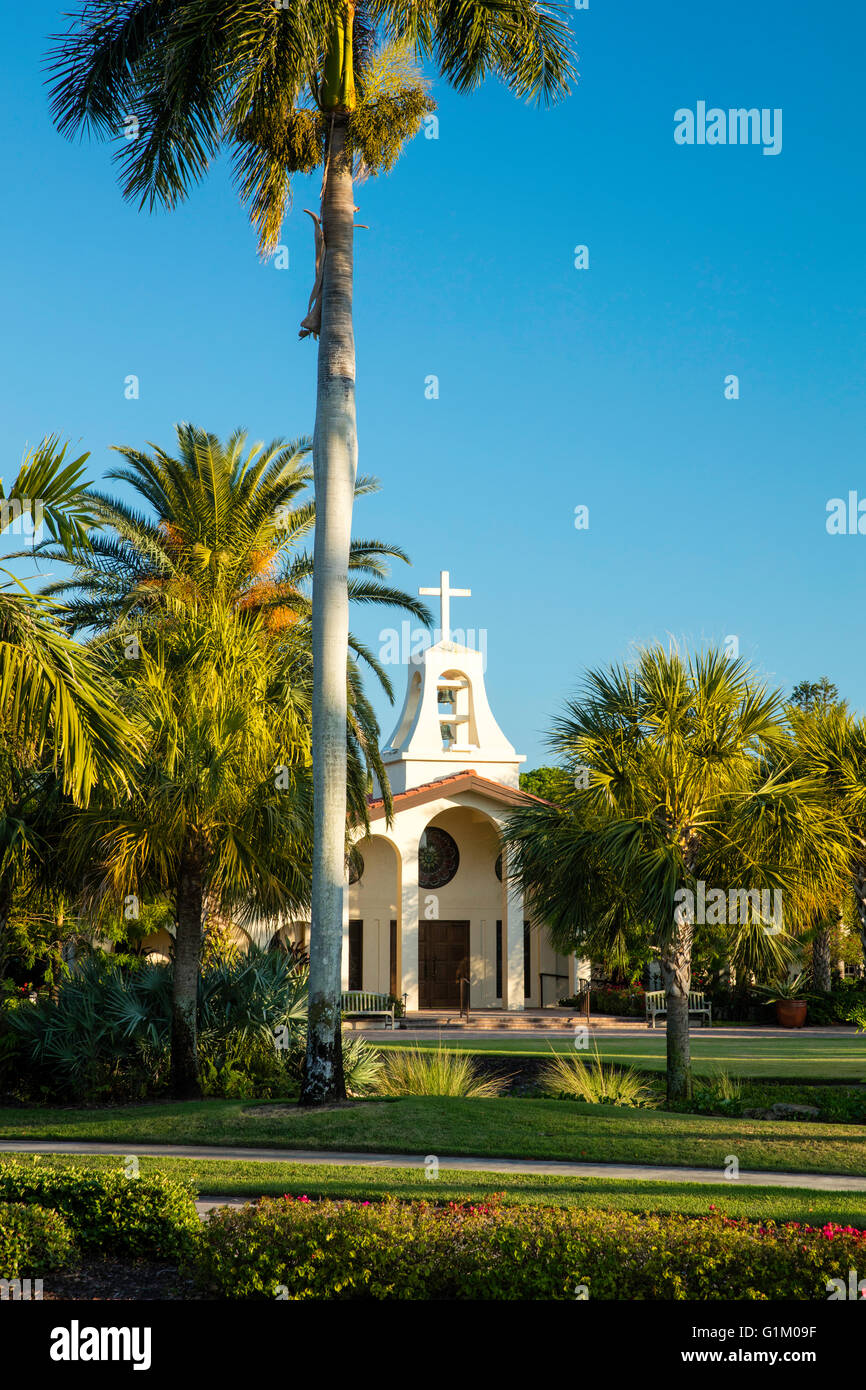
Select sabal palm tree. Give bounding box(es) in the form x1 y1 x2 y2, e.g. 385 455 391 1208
68 600 323 1097
506 646 847 1100
47 0 576 1104
789 705 866 971
788 677 845 989
1 438 133 807
47 426 421 1095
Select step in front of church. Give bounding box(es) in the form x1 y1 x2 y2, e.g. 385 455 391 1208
346 1009 648 1031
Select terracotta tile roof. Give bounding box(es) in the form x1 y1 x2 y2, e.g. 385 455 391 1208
366 770 552 818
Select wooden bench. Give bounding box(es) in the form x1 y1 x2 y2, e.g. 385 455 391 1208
645 990 712 1028
341 991 396 1029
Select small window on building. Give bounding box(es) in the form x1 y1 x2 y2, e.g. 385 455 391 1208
389 920 397 999
348 920 363 991
523 922 532 999
495 920 503 998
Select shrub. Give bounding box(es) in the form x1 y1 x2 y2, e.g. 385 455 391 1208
538 1047 654 1107
193 1197 866 1300
6 946 308 1102
583 986 646 1018
669 1080 866 1124
374 1045 506 1098
843 997 866 1032
341 1036 383 1096
0 1161 199 1261
0 1201 74 1278
200 1034 297 1100
0 1013 21 1094
793 979 866 1028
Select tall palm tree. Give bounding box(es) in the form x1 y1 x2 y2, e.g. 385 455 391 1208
46 0 576 1104
506 646 847 1100
1 438 133 808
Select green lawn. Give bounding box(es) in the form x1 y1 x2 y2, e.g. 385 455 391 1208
3 1150 864 1228
379 1033 866 1080
2 1096 865 1175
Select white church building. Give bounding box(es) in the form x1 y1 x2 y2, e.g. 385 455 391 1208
343 571 583 1014
134 570 584 1011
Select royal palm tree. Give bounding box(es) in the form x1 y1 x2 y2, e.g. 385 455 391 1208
506 646 847 1100
47 0 576 1104
1 438 133 807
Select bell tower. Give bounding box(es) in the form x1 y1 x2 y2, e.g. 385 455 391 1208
381 570 525 794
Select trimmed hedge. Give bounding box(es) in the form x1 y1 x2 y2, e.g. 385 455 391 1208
0 1161 199 1261
194 1196 866 1300
0 1201 74 1278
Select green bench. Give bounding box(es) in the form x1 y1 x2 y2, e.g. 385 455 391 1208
341 991 396 1029
645 989 711 1028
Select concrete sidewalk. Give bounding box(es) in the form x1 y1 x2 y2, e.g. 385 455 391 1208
2 1138 864 1193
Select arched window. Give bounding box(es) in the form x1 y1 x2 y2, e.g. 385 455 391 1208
419 827 460 888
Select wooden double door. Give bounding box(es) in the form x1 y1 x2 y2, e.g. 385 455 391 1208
418 920 470 1009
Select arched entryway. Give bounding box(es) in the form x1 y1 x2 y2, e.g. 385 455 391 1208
416 805 502 1010
346 833 401 996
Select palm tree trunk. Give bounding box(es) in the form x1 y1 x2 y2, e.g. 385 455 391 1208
813 922 832 992
854 867 866 971
300 115 356 1106
661 915 694 1102
171 842 205 1100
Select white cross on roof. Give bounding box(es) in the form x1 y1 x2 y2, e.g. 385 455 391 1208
418 569 471 643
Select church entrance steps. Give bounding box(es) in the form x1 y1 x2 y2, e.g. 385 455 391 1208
397 1010 646 1031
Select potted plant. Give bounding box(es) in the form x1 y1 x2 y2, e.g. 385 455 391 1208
757 972 813 1028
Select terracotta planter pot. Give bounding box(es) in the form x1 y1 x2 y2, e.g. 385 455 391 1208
776 999 807 1028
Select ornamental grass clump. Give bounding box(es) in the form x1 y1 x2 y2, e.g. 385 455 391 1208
697 1067 743 1105
374 1045 506 1098
538 1045 653 1107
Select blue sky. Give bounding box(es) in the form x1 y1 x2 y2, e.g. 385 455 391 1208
1 2 864 767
